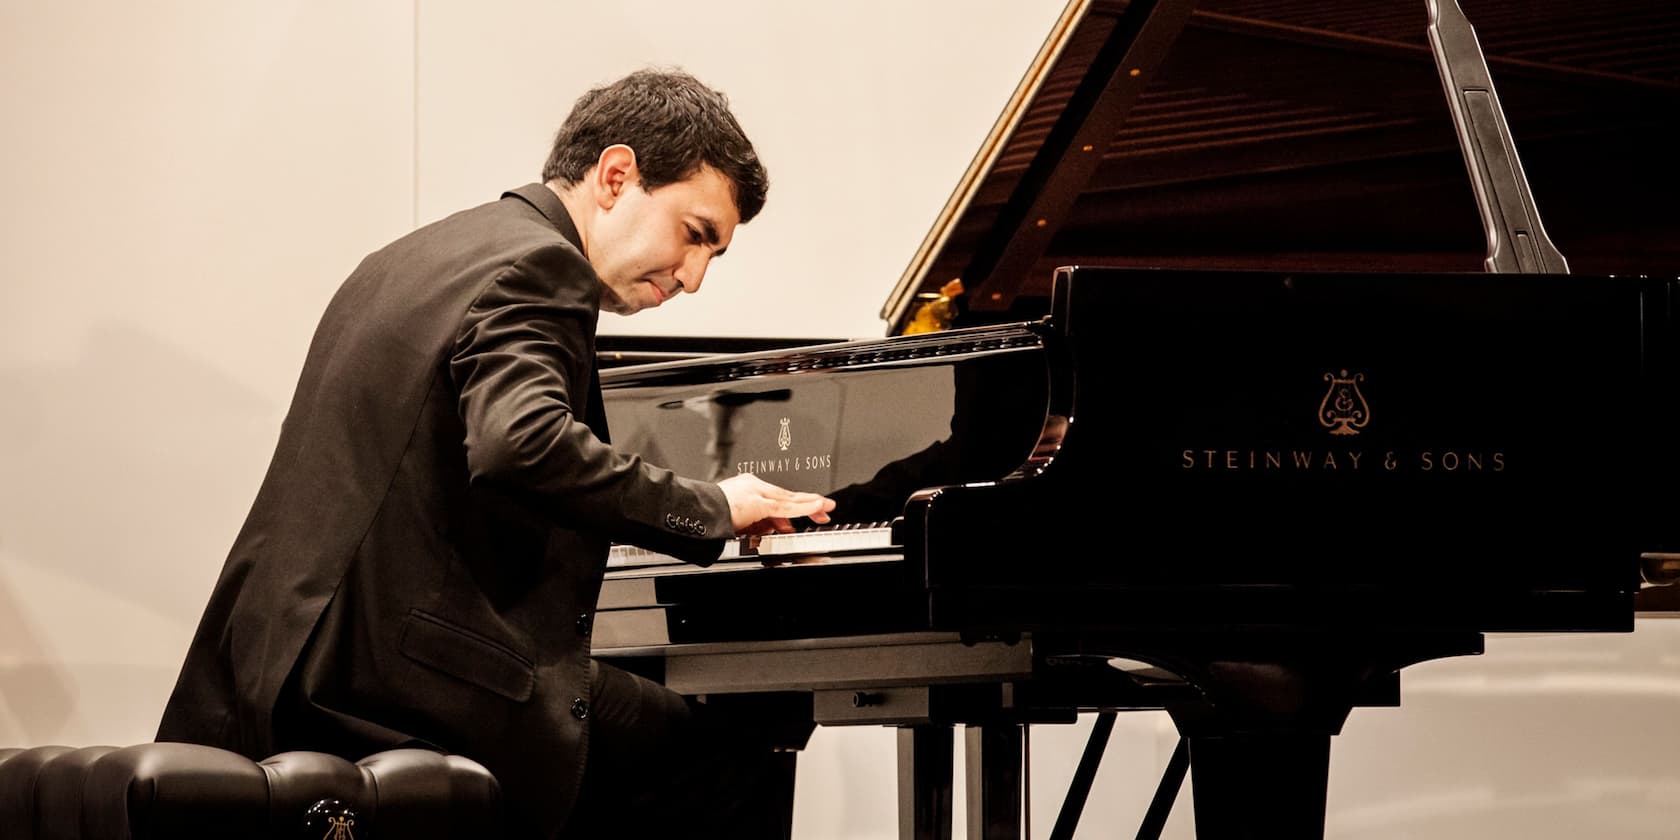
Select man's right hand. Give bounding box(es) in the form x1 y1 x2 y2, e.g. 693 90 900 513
717 473 835 536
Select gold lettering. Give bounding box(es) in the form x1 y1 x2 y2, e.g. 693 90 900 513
1173 445 1508 475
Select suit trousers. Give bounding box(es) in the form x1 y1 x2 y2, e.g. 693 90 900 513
274 651 804 840
558 659 803 840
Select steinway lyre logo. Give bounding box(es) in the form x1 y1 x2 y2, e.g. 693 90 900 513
322 814 355 840
1318 369 1371 436
777 417 792 451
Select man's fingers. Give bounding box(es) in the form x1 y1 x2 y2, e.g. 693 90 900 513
762 490 835 512
719 473 838 533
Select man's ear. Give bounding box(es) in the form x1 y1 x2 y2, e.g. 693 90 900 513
592 144 639 210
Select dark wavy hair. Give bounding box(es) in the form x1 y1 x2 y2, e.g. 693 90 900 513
542 68 768 223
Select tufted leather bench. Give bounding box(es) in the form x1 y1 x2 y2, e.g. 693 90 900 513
0 743 500 839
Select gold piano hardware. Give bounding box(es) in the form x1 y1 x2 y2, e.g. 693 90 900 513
900 278 964 335
1641 553 1680 587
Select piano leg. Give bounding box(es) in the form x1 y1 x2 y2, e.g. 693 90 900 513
897 725 954 840
769 748 800 840
1185 733 1331 839
964 724 1023 840
1152 632 1483 840
893 722 1027 840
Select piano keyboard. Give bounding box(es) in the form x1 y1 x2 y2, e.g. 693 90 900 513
607 521 897 569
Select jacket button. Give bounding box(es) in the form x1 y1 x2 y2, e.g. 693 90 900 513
575 612 593 635
570 698 589 720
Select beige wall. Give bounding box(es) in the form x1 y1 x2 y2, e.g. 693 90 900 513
1 2 1676 837
0 0 417 754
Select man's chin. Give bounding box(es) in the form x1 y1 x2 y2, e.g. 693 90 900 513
599 289 634 316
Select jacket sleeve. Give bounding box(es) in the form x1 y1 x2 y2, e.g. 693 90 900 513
448 242 731 564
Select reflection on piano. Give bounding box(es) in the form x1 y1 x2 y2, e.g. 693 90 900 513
593 0 1680 837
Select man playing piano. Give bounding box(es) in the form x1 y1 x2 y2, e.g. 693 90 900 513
155 67 834 840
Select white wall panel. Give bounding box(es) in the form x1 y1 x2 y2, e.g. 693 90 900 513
415 0 1069 340
0 0 414 747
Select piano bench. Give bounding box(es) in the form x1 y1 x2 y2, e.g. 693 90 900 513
0 743 501 839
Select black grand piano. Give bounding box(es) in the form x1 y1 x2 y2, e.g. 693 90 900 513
591 1 1680 837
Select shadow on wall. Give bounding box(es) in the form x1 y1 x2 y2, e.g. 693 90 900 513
0 321 284 745
0 321 280 620
0 571 75 742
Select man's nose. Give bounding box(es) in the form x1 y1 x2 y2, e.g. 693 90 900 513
674 251 710 293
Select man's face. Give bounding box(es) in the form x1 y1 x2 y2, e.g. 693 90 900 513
590 164 739 316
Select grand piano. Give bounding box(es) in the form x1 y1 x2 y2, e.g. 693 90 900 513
591 1 1680 837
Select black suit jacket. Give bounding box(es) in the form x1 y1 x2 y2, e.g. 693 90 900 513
156 184 732 839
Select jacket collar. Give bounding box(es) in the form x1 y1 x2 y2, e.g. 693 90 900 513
504 183 584 252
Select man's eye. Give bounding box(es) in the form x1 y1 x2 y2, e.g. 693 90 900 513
686 226 702 244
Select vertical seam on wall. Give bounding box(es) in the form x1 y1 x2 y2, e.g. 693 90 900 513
413 0 421 229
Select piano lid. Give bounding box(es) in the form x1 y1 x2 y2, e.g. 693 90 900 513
882 0 1680 335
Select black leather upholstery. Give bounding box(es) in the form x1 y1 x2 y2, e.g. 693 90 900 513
0 743 500 839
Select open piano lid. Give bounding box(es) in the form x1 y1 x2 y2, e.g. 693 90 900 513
881 0 1680 336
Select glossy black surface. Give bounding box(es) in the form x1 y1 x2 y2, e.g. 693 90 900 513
600 323 1057 526
905 266 1677 633
600 266 1676 639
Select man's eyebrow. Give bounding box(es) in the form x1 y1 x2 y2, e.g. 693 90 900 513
695 217 727 258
